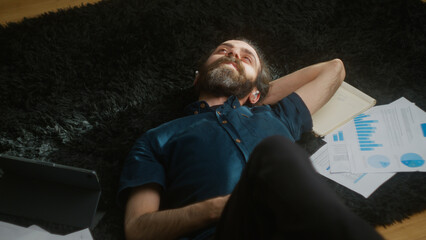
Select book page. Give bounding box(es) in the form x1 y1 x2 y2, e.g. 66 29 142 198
312 82 376 136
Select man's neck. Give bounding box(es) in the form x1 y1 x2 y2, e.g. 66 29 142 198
198 93 248 107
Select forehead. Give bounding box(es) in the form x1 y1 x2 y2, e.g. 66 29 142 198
217 40 260 66
216 40 261 70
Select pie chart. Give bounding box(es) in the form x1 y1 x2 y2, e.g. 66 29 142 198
367 155 390 168
400 153 425 168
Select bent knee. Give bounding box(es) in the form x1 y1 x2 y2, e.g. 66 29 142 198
249 135 311 169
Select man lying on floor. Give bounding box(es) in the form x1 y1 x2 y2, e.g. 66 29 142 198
118 39 383 240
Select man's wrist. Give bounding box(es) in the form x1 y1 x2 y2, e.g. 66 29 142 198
203 195 230 222
185 195 229 227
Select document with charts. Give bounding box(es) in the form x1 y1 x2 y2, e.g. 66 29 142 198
310 144 395 198
325 97 426 173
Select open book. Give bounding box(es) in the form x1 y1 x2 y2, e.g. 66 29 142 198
311 81 376 136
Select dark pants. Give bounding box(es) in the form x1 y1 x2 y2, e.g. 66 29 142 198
215 136 383 240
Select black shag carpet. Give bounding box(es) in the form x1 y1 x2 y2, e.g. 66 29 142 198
1 0 425 239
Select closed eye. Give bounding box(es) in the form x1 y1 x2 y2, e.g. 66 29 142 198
217 48 227 54
243 56 252 64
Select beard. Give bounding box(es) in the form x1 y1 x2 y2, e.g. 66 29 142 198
196 56 255 99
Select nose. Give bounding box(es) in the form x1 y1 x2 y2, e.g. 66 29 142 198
226 48 240 59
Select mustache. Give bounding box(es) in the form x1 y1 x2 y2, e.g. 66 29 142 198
207 56 245 74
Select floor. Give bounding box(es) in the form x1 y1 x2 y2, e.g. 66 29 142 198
376 211 426 240
1 0 425 239
0 0 101 25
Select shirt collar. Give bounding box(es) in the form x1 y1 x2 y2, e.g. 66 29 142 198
184 96 241 116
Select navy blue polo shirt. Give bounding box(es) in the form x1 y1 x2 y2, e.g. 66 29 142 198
118 92 312 239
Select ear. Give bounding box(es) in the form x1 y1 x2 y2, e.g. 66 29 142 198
248 88 260 105
193 70 199 86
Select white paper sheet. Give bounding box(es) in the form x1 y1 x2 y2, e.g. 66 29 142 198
310 144 395 198
65 228 93 239
0 221 93 240
28 225 48 232
326 97 426 173
0 221 52 240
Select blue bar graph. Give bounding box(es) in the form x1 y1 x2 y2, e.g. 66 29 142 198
354 114 369 119
357 134 372 137
355 123 372 127
353 114 382 151
360 144 383 148
338 131 344 141
355 120 378 124
332 131 345 142
356 127 376 130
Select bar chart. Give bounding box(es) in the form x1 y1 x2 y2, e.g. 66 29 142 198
332 131 344 142
353 113 383 151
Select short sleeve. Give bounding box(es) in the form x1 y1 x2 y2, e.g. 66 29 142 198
117 133 166 208
272 92 313 140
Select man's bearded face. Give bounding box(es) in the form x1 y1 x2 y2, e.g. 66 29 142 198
196 56 255 99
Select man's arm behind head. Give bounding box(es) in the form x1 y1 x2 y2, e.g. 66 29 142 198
262 58 345 114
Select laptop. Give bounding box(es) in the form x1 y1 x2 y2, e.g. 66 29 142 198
0 154 101 230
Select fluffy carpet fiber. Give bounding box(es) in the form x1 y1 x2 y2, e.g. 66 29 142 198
0 0 425 239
